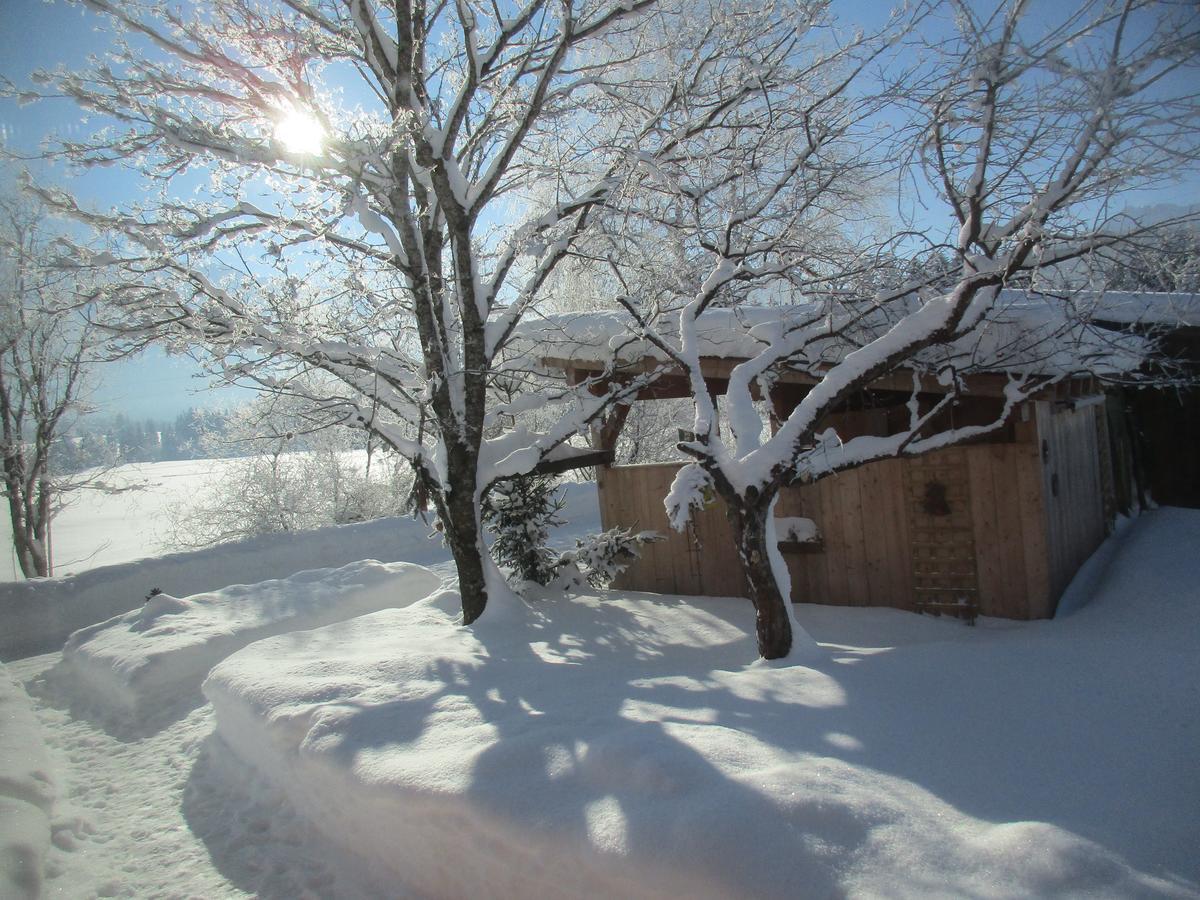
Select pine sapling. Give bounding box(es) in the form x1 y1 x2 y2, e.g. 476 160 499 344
482 475 566 590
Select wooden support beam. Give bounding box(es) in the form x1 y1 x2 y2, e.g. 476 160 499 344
595 403 631 454
528 448 616 477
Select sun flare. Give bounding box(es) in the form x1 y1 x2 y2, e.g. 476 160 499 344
274 110 324 156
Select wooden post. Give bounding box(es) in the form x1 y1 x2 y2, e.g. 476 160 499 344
595 402 631 455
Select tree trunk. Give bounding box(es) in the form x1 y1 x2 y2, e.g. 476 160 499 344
436 442 489 625
11 520 49 578
443 500 488 624
4 475 49 578
726 492 793 659
36 475 52 576
27 534 49 579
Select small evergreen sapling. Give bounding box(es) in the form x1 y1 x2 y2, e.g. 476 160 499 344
482 476 566 589
483 474 660 593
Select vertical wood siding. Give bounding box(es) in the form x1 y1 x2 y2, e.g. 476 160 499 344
1035 401 1107 608
597 434 1063 618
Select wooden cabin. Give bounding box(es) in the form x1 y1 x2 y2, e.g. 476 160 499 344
588 387 1110 621
580 372 1104 619
529 295 1165 621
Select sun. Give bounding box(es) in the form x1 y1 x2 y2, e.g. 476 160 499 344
274 109 325 156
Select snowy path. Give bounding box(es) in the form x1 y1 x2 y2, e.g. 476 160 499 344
7 652 382 899
5 558 460 899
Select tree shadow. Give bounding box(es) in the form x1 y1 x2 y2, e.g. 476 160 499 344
287 594 879 897
184 540 1200 897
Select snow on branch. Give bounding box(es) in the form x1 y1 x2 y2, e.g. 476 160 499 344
664 463 714 532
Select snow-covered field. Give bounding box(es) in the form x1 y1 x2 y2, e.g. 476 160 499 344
1 459 1198 898
0 459 243 581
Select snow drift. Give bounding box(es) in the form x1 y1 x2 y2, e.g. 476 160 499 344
62 561 442 720
0 514 451 661
0 479 599 661
203 507 1200 900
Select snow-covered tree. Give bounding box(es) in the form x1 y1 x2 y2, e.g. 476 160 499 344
1094 224 1200 293
0 194 105 577
167 392 410 548
14 0 823 622
554 525 661 590
598 0 1200 657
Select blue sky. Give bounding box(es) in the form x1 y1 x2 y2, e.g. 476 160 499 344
1 0 245 419
0 0 132 200
2 0 1198 420
82 347 247 422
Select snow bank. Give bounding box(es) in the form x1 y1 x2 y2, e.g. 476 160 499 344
774 516 819 543
0 664 56 900
62 561 442 719
1 481 599 661
0 513 447 661
204 549 1195 899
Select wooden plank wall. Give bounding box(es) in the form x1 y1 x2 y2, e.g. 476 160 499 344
774 460 914 609
1036 401 1107 606
597 464 747 597
904 449 981 615
964 442 1052 618
597 441 1058 618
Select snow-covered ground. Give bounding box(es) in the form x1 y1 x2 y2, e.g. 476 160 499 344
199 510 1200 899
0 456 601 660
1 461 1197 898
0 459 243 581
1 456 601 583
0 665 56 900
61 561 441 724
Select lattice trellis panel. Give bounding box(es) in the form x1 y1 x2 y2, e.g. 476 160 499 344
904 449 981 622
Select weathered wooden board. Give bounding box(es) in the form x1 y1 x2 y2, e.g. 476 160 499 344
1036 402 1107 608
905 448 980 617
596 414 1094 620
964 442 1052 618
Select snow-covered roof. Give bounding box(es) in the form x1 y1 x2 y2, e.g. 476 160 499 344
517 290 1157 380
1014 290 1200 329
